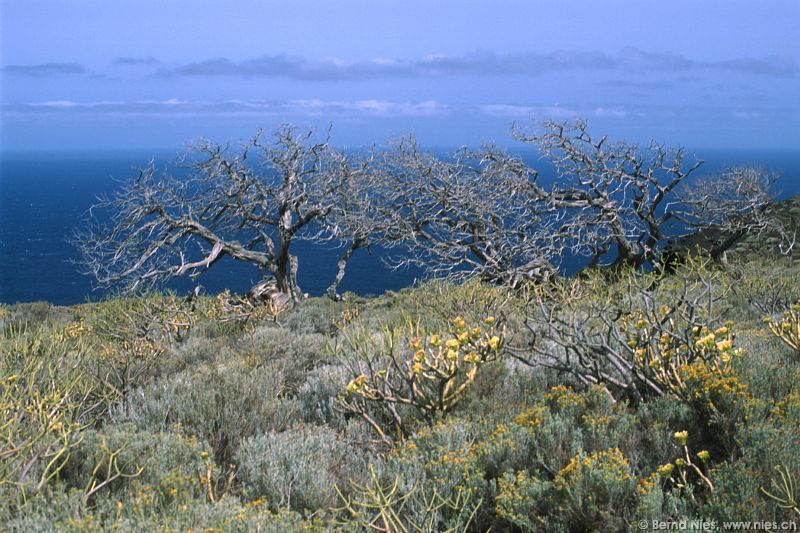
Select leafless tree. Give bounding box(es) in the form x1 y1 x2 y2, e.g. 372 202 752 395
77 121 789 303
77 126 369 302
360 138 568 287
512 120 706 271
673 166 796 260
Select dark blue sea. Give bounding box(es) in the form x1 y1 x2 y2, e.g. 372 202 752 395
2 148 799 305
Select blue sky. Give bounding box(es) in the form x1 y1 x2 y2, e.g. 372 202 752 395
2 0 799 149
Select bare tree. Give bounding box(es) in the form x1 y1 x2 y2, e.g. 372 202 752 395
361 138 567 287
673 166 796 260
78 121 789 303
512 120 706 271
77 126 366 302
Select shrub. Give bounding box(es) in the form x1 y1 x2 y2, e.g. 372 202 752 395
297 364 350 429
335 465 482 532
730 259 800 318
523 256 734 402
497 448 638 531
243 327 329 392
236 424 366 513
60 424 212 502
336 314 504 441
0 322 100 501
765 301 800 355
3 483 325 532
114 362 300 465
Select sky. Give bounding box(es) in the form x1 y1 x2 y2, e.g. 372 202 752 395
1 0 799 150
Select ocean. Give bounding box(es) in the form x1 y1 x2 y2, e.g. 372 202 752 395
2 148 799 306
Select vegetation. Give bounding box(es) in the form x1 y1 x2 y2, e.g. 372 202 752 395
3 123 799 530
2 247 800 530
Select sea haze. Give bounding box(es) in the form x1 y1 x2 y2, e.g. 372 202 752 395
1 148 799 305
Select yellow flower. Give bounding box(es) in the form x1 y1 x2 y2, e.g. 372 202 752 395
673 430 689 446
445 338 460 350
413 349 426 363
411 363 423 374
674 458 685 467
485 316 495 326
715 339 733 352
657 463 675 476
697 450 710 462
346 374 368 393
447 349 458 361
430 335 441 347
453 316 466 331
488 336 501 350
696 333 716 349
463 352 480 363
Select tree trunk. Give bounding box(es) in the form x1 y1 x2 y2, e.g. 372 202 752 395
326 240 362 301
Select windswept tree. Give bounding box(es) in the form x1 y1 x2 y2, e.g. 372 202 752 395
673 166 796 260
512 120 706 271
77 126 370 302
360 122 783 286
362 138 567 287
78 121 789 303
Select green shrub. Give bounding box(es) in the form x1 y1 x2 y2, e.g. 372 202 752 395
114 362 300 465
3 483 326 532
236 424 366 513
496 448 638 531
60 424 212 500
336 314 505 441
297 364 350 429
243 327 330 391
0 322 100 501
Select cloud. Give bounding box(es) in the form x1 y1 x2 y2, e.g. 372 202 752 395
4 99 790 126
732 110 762 120
2 98 450 119
165 50 616 80
479 104 627 119
161 48 796 81
602 79 675 89
5 48 795 82
618 46 796 77
2 62 86 76
113 56 159 66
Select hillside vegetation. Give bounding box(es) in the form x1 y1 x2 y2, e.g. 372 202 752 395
2 244 800 530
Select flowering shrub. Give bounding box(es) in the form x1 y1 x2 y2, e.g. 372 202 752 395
335 465 482 532
336 315 504 441
652 430 714 505
622 307 743 403
496 448 638 531
765 301 800 355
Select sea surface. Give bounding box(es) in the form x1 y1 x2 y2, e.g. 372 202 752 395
2 148 799 305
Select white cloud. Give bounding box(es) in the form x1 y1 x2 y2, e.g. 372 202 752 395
479 104 628 120
5 98 450 119
592 107 628 118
